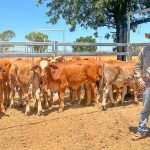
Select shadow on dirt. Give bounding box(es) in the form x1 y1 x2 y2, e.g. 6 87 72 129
129 126 150 137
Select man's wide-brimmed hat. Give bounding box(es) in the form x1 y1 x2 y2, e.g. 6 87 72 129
145 33 150 39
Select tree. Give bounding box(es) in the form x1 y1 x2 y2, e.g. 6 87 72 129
0 30 15 41
0 30 16 51
72 36 97 52
37 0 150 60
25 32 49 52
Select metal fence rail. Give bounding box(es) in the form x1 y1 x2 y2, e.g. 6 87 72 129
0 41 150 58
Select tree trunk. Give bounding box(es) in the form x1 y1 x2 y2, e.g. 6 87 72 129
116 23 127 61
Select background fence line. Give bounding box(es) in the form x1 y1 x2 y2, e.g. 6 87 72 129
0 41 150 58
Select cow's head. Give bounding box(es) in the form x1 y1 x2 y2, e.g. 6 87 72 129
32 60 50 78
0 65 5 72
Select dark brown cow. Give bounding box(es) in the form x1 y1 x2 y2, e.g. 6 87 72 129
32 59 102 112
101 60 138 110
9 59 41 115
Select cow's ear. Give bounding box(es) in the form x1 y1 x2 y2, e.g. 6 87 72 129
31 65 39 71
50 64 58 69
0 66 5 72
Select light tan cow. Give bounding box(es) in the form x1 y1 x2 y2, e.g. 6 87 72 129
9 59 41 115
101 60 138 110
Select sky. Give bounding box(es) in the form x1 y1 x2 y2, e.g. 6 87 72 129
0 0 149 51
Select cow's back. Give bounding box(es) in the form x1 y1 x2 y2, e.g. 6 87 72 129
9 59 33 85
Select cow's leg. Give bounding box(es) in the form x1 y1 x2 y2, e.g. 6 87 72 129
120 85 127 105
43 90 48 108
85 83 91 106
0 82 5 114
133 83 139 104
46 89 52 107
10 87 15 108
71 89 77 104
69 88 74 103
59 89 65 112
50 91 54 105
18 88 23 107
77 87 81 104
108 85 116 105
6 83 11 106
35 88 43 116
3 83 7 105
91 83 100 107
116 88 123 104
101 85 111 110
25 92 31 116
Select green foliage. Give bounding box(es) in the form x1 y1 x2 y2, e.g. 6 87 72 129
0 30 16 51
25 32 49 52
0 30 15 41
72 36 97 52
37 0 150 42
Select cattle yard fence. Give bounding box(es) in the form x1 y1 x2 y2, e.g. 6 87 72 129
0 41 150 60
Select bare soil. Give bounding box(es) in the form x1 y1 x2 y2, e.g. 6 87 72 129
0 97 150 150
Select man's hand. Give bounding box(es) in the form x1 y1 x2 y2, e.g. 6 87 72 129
138 78 147 91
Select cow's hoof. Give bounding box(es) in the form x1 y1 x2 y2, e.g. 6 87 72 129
37 109 44 116
25 112 30 116
71 100 75 105
58 108 63 113
86 103 91 106
121 102 124 106
101 105 107 111
0 111 9 117
134 101 139 105
10 104 14 108
94 103 100 107
116 101 122 105
112 103 116 106
37 112 41 116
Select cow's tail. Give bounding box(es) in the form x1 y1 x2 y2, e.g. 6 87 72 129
98 61 105 100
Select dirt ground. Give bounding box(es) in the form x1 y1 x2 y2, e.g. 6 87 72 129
0 96 150 150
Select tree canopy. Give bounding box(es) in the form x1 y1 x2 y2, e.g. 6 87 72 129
72 36 97 52
0 30 16 51
37 0 150 60
25 32 49 52
0 30 15 41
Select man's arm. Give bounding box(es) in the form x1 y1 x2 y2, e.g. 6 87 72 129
134 48 147 90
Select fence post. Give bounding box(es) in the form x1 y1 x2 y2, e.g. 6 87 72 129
54 41 58 57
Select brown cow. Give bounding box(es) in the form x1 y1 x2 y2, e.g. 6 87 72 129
0 65 5 114
9 59 41 115
32 59 102 112
0 59 11 115
101 60 138 110
0 59 11 104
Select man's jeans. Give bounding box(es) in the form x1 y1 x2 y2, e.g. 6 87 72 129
137 82 150 135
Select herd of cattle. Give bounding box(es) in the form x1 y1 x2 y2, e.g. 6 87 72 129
0 56 139 116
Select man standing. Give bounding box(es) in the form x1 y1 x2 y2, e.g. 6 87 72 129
132 33 150 140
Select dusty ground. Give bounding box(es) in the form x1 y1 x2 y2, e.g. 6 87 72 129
0 96 150 150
